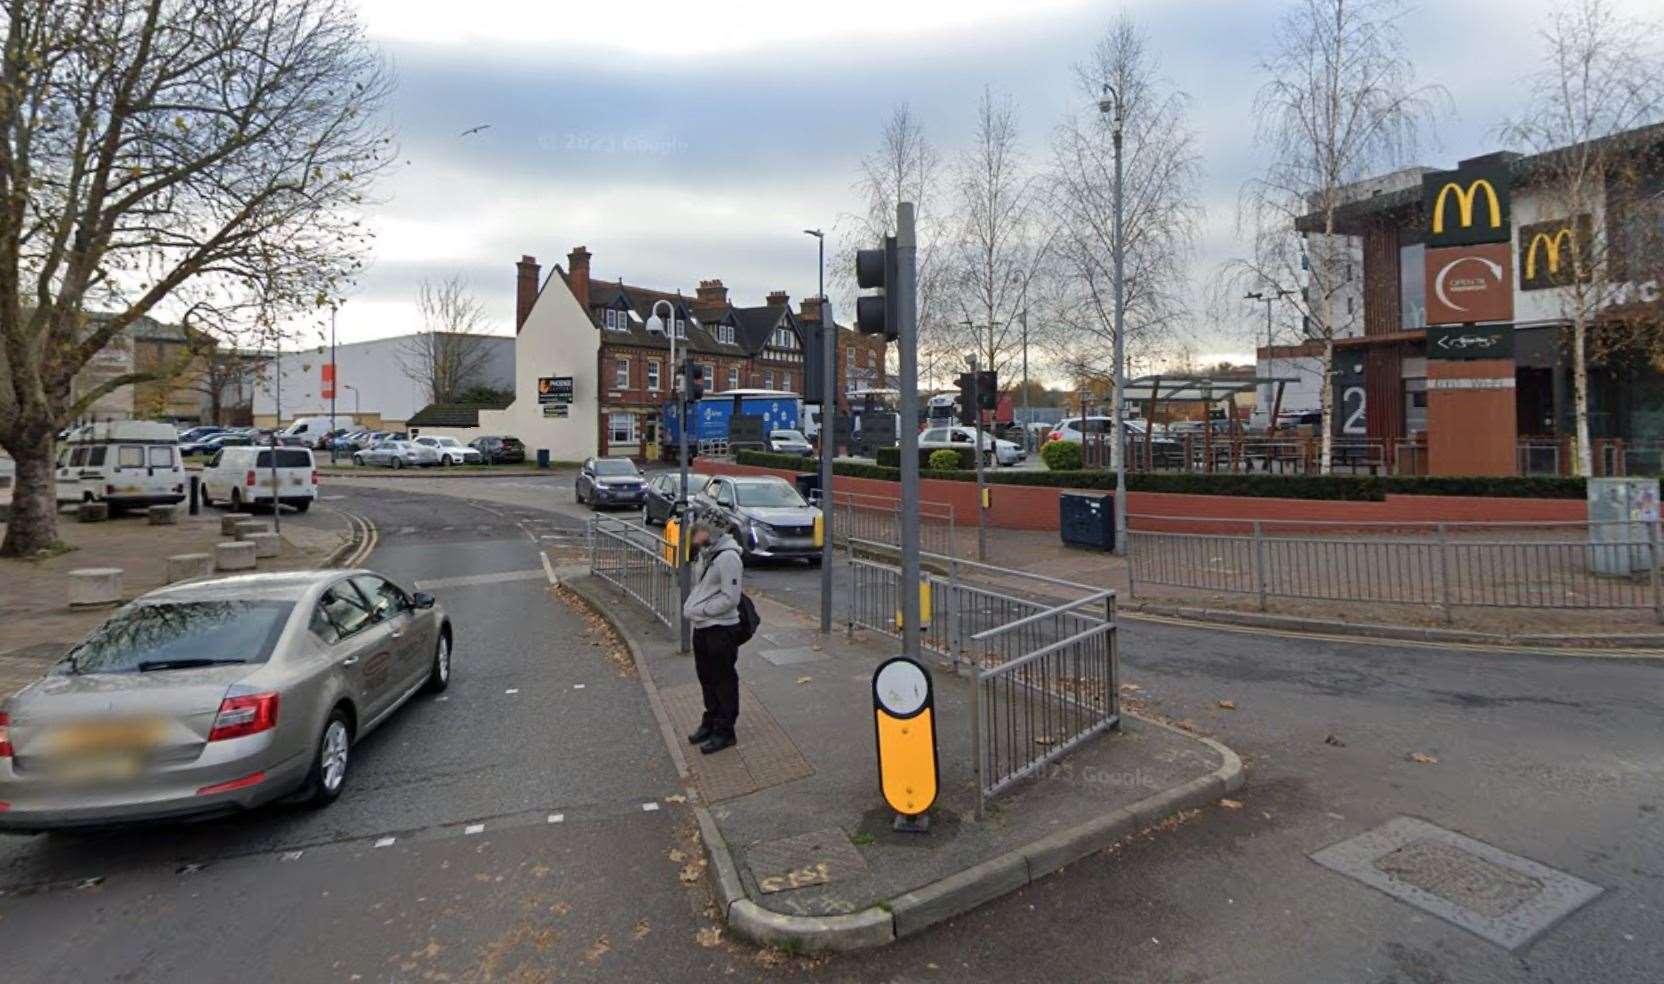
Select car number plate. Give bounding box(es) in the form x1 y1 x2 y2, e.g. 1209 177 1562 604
49 719 167 755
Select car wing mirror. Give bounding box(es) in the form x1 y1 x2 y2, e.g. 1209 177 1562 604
411 591 436 610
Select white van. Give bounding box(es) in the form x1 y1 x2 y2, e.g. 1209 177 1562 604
200 445 318 513
281 415 356 449
54 421 185 510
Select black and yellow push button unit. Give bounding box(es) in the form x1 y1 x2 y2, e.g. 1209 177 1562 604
872 656 939 831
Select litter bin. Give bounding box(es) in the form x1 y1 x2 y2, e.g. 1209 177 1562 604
536 448 550 469
794 472 821 503
1060 491 1114 551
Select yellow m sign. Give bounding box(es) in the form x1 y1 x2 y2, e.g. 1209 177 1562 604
1525 228 1575 281
1431 180 1503 235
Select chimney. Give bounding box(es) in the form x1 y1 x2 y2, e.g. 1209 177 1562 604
798 296 823 325
693 278 728 317
566 246 592 313
515 255 541 334
767 290 790 309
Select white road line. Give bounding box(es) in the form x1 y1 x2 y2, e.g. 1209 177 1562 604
505 688 520 695
547 813 565 824
641 802 660 813
573 684 585 690
280 851 304 862
374 837 396 848
540 550 557 585
464 823 485 835
414 569 546 590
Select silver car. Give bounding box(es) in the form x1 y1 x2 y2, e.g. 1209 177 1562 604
694 475 823 565
414 436 483 466
0 570 452 831
353 439 439 469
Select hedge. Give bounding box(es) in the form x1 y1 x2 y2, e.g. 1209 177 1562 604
735 449 818 471
876 446 978 470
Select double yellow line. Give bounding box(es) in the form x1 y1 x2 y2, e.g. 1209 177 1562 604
336 511 379 569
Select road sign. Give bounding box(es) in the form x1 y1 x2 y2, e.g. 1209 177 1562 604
872 656 938 828
538 376 574 405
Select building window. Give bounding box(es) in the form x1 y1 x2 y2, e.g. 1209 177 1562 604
674 317 686 338
603 309 615 330
846 348 855 367
783 372 793 393
717 324 734 345
614 358 630 389
1404 378 1428 434
727 366 739 390
762 369 774 390
699 363 714 386
608 412 638 447
1398 243 1426 330
647 360 661 391
773 327 795 349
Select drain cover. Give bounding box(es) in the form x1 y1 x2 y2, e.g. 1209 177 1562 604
1311 817 1602 949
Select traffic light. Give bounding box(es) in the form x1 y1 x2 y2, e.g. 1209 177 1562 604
683 358 705 401
855 236 899 342
955 373 976 426
976 370 998 411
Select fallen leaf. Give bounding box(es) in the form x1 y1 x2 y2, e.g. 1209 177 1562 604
1218 798 1243 810
679 864 703 884
1408 752 1439 764
632 919 651 940
582 936 611 964
795 676 813 685
1033 735 1056 746
1216 699 1237 710
1119 683 1142 693
1173 719 1201 734
668 849 687 864
1324 734 1346 747
664 793 687 804
695 926 723 948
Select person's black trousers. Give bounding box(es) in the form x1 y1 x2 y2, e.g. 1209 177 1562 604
693 623 742 738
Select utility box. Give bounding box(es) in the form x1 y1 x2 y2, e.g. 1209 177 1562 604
1060 491 1115 551
1587 477 1659 575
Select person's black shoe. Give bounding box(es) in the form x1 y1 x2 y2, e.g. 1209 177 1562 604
699 733 736 755
687 725 713 745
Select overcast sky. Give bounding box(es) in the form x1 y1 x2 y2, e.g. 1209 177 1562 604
329 0 1656 372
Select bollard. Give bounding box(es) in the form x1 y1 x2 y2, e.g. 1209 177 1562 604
77 501 109 523
189 475 201 516
147 504 178 526
234 520 268 541
214 540 257 571
245 531 281 559
221 513 244 536
166 553 214 583
67 568 122 608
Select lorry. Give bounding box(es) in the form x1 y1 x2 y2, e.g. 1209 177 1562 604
660 389 801 459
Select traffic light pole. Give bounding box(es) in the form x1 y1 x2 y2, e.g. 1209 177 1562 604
967 353 987 562
894 203 922 664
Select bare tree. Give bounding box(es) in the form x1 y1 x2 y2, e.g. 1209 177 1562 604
947 87 1048 392
397 276 498 405
1232 0 1441 472
1047 15 1204 397
0 0 392 555
1498 0 1664 476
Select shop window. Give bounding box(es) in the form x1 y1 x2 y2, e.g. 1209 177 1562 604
1404 378 1427 434
614 358 630 388
1399 243 1426 330
608 413 637 446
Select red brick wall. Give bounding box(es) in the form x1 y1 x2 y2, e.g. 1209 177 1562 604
693 459 1583 533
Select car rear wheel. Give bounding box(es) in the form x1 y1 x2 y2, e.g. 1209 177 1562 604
425 631 452 693
301 709 352 807
391 457 404 470
353 454 364 466
290 499 311 513
200 484 214 507
230 488 245 513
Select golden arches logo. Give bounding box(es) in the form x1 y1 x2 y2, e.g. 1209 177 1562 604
1431 180 1503 234
1525 227 1576 281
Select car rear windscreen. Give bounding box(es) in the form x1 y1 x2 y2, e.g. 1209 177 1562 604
255 449 312 468
64 601 294 673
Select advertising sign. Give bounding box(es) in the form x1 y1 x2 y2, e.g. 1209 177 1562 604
1427 324 1515 360
1519 215 1593 291
1332 356 1368 438
1424 163 1511 248
1424 243 1513 324
538 376 574 405
541 403 569 418
320 363 336 400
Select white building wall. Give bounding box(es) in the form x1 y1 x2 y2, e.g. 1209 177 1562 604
252 334 514 427
470 277 601 462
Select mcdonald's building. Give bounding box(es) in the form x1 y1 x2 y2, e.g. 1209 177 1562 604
1272 137 1664 477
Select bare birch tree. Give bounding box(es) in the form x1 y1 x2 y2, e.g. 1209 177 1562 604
0 0 392 555
1047 15 1203 397
397 276 498 405
1498 0 1664 476
1232 0 1441 472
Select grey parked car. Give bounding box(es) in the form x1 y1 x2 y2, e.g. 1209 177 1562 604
642 472 710 526
353 440 439 469
693 475 822 565
0 570 452 832
575 457 647 509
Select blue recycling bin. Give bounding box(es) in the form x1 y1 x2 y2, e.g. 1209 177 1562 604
536 448 550 469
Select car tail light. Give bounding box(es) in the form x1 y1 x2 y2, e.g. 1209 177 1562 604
106 484 116 494
197 771 266 796
208 693 279 742
311 470 319 485
0 712 11 758
1048 431 1062 443
245 470 257 486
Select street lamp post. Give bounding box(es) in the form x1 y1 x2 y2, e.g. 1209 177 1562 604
329 306 338 464
1245 288 1293 433
343 384 360 418
804 228 833 636
1099 83 1128 555
648 298 692 653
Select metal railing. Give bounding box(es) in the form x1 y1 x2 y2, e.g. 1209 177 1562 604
845 537 1120 815
1080 433 1392 475
588 516 680 630
1127 515 1664 622
830 489 957 558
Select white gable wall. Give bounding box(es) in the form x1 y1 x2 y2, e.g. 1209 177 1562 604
472 275 600 462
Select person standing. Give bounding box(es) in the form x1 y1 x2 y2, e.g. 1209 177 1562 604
683 520 744 754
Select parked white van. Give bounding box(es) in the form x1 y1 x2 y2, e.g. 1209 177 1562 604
281 415 357 449
54 421 185 510
200 445 318 513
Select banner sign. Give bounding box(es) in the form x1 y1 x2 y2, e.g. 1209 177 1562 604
538 376 574 405
320 363 336 400
1427 324 1515 360
1519 215 1593 291
1424 163 1511 248
541 403 569 418
1425 243 1513 324
729 413 766 448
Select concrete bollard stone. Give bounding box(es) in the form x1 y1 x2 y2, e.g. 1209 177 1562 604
77 502 109 523
234 521 268 541
220 514 244 536
245 531 281 559
166 553 214 583
67 567 122 608
214 540 257 572
147 504 178 526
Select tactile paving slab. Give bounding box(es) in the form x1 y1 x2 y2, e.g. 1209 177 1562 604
1311 816 1602 949
659 683 814 802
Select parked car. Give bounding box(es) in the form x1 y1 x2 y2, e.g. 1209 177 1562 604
642 472 711 526
281 416 359 449
353 440 439 469
200 445 318 513
917 425 1024 467
327 430 367 452
693 475 822 565
54 421 186 510
1048 416 1183 467
765 429 814 456
185 431 256 456
175 425 226 446
414 436 482 466
575 457 647 509
0 570 452 832
469 435 526 464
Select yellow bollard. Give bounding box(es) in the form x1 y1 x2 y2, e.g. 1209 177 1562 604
893 578 932 632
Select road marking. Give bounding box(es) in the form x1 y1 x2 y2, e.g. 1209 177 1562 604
464 823 485 836
548 813 565 824
505 688 520 695
281 851 304 862
540 550 557 585
374 837 396 848
641 802 660 813
414 569 546 590
573 684 585 690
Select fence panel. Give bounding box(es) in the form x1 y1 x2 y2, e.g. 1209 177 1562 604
588 517 680 630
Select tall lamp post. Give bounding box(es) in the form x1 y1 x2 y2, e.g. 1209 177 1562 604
647 298 692 653
1098 83 1128 555
1245 288 1293 433
803 228 833 636
329 305 339 464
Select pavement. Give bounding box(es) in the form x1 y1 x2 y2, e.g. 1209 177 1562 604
563 571 1240 950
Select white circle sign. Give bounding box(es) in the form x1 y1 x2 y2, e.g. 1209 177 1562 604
874 660 929 717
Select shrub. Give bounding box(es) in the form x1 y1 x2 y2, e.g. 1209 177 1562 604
734 449 815 472
927 449 962 471
877 445 977 469
1038 439 1082 471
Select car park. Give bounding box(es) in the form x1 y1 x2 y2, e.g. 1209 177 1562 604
353 440 439 469
575 457 647 509
1047 416 1183 467
280 416 358 450
0 570 451 832
184 430 255 456
175 425 226 446
693 474 822 565
765 429 814 456
54 421 186 510
642 472 710 526
917 425 1025 467
199 445 318 513
470 435 525 464
414 436 482 466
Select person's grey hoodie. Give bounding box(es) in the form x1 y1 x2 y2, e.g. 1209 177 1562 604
683 533 742 629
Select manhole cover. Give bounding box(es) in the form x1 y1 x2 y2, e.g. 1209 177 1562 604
746 828 869 895
1311 817 1602 950
759 646 825 667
